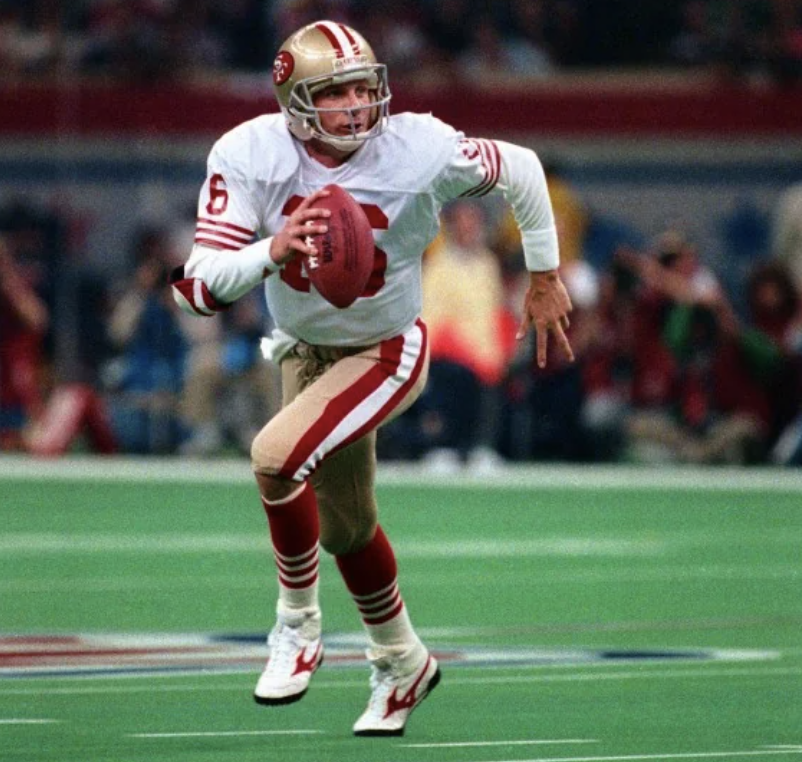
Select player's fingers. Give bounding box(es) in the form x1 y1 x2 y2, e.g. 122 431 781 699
536 323 548 368
560 314 570 331
554 323 575 363
295 207 331 224
297 219 327 236
292 235 318 256
515 311 531 341
515 288 533 340
287 224 319 255
298 188 331 211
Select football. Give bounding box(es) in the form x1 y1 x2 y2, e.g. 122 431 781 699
304 184 374 309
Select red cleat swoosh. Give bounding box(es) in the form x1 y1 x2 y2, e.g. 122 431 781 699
383 656 432 719
292 642 322 676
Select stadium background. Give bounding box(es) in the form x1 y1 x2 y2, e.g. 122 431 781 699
1 3 802 760
2 1 802 464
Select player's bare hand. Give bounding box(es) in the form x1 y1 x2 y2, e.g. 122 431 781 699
270 188 331 266
516 269 575 369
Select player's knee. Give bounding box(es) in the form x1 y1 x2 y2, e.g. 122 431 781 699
251 428 279 477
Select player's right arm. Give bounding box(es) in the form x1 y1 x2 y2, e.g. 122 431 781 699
170 145 328 317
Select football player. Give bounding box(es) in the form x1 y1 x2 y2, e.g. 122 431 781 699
170 20 573 736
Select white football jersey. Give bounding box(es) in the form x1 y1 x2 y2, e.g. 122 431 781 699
188 111 558 347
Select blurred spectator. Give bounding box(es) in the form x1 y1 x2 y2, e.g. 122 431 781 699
3 0 798 82
661 259 801 463
0 196 119 457
359 7 432 80
457 12 554 81
178 290 277 457
420 0 476 78
503 0 558 72
165 210 278 457
499 259 602 462
0 0 61 76
411 200 514 471
577 251 642 461
772 181 802 291
79 0 185 82
104 226 187 453
669 0 802 84
718 198 772 314
724 261 802 449
669 0 721 67
619 231 776 464
0 235 49 448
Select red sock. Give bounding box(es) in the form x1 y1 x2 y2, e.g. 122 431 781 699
335 525 405 626
261 483 320 606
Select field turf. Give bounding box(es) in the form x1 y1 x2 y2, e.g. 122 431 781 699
1 457 801 762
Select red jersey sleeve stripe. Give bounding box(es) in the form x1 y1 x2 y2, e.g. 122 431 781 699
458 139 490 198
478 139 502 196
196 217 255 236
169 271 229 315
193 237 241 251
195 224 253 245
460 139 501 198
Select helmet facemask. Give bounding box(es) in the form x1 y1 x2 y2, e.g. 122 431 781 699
284 65 391 152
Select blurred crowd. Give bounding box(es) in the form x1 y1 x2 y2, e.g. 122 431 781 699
2 169 802 467
2 0 801 466
1 0 801 85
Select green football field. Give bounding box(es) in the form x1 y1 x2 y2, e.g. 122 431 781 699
1 457 801 762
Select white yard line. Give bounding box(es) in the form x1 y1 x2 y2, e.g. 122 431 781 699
0 718 60 724
1 455 801 492
129 729 321 738
402 739 598 749
763 749 802 753
397 750 802 762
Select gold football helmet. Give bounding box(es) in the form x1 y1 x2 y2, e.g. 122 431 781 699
272 20 391 152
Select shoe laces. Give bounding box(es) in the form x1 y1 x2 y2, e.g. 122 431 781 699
265 622 304 675
365 656 400 710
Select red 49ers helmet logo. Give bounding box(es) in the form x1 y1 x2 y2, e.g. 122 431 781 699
273 51 294 86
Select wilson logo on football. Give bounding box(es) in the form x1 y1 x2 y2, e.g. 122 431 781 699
273 51 294 85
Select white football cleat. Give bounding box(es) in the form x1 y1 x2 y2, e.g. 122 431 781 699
353 647 441 736
253 610 323 706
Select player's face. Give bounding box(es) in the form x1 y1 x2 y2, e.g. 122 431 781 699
313 79 375 137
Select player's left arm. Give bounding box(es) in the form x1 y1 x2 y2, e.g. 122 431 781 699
436 137 574 368
495 141 574 368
